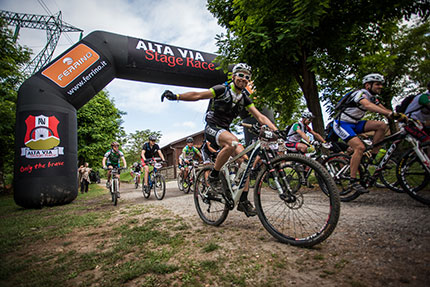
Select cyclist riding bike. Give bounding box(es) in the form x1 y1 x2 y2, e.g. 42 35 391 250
102 141 127 196
141 134 166 193
130 162 142 184
404 82 430 140
284 111 327 153
161 63 278 217
178 137 202 186
332 73 407 194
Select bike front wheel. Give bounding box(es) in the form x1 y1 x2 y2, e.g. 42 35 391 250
194 165 229 226
153 174 166 200
397 142 430 205
112 178 118 206
378 158 403 193
177 170 184 191
254 154 340 247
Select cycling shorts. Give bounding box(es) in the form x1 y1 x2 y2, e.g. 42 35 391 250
284 142 301 152
333 120 367 143
204 124 227 150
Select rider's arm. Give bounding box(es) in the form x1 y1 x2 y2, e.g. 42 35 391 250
102 157 107 168
121 156 127 168
297 129 311 143
141 149 146 161
359 98 392 117
157 150 165 161
309 130 326 143
248 106 278 131
176 89 214 101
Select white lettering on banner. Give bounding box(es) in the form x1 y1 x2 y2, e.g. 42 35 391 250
135 40 206 62
58 52 93 81
21 147 64 159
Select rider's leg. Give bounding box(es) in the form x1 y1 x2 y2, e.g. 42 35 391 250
143 165 149 187
363 120 388 154
213 131 237 171
296 143 308 154
347 137 368 193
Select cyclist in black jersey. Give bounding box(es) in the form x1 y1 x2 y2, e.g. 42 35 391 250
161 63 278 216
141 134 166 192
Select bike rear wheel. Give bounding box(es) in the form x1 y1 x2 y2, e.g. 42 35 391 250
194 165 229 226
397 142 430 205
112 178 118 206
322 157 362 202
153 174 166 200
254 154 340 247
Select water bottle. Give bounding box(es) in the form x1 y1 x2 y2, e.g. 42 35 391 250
235 161 247 185
229 171 237 190
374 149 387 164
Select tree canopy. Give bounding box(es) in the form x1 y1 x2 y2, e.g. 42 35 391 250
0 18 30 191
207 0 430 134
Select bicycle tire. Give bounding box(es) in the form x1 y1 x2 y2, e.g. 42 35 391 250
397 142 430 205
154 174 166 200
135 178 139 189
112 178 118 206
254 154 340 247
142 180 150 199
322 157 362 202
177 171 184 191
378 158 404 193
194 165 229 226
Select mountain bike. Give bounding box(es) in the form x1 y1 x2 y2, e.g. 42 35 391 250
142 158 166 200
104 167 125 206
325 118 430 203
132 171 141 189
194 123 340 247
179 160 199 194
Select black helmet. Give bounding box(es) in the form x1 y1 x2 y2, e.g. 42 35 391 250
186 137 193 143
149 135 157 141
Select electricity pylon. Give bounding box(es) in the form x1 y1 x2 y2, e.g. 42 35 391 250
0 10 83 75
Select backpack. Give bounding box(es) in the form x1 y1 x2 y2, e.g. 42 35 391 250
334 90 356 112
395 94 417 113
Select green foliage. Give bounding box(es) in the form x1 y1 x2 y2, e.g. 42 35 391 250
123 129 162 164
207 0 429 134
0 18 31 190
77 90 126 167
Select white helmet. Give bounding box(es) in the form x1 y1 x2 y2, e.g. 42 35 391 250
232 63 252 75
133 162 138 167
362 73 385 84
302 111 315 120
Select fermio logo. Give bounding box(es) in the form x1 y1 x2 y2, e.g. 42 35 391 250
42 44 100 88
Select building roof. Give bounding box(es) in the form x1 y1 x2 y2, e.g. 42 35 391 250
161 130 204 149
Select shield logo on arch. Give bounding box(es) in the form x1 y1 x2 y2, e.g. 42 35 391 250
24 115 60 150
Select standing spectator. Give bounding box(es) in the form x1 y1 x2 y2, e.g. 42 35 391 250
78 162 92 194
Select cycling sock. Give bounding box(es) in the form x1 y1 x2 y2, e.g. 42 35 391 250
210 169 220 178
240 191 249 201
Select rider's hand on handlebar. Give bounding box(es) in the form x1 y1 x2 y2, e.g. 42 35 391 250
389 112 408 122
161 90 177 102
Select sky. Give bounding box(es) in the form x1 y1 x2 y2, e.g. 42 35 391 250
1 0 227 147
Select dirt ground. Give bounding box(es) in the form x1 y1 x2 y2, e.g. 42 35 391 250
107 179 430 286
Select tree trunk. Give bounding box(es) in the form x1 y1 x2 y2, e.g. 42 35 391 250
295 52 326 136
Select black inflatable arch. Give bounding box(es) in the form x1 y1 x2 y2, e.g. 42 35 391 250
14 31 227 208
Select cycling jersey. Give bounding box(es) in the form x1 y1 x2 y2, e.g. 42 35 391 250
405 93 430 125
142 142 160 159
104 149 125 167
205 82 254 130
339 89 380 123
182 145 200 160
285 122 312 143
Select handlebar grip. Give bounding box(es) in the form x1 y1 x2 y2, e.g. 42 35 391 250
242 123 253 128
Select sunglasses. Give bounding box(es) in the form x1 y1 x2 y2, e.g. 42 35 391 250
236 73 251 80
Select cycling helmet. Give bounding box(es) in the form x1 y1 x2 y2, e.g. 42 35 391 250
232 63 252 75
133 162 138 168
186 137 194 143
302 111 315 119
362 73 385 84
111 141 119 147
149 135 157 141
